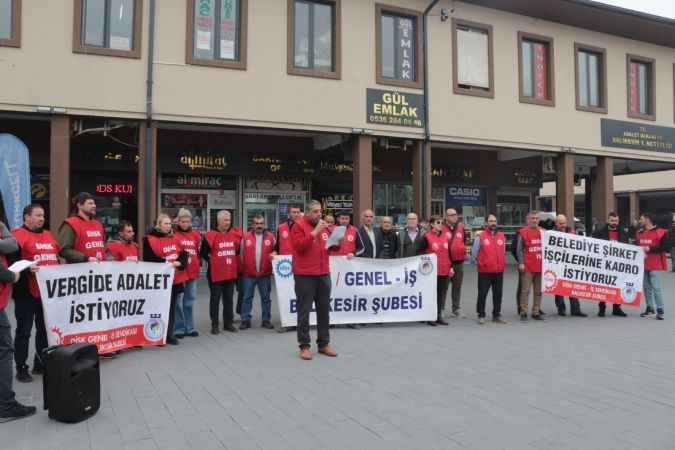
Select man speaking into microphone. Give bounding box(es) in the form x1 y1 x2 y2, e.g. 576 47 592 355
291 200 337 360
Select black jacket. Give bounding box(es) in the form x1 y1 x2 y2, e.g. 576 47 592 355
378 229 399 259
142 228 189 268
398 227 427 257
355 226 380 258
592 225 629 243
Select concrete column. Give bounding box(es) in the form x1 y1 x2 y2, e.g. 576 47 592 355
555 153 575 220
412 141 431 219
352 135 373 226
591 156 614 226
138 123 157 246
628 191 639 225
49 116 70 232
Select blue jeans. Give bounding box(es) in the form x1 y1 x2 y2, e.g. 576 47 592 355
0 309 16 411
643 271 664 313
174 279 198 334
241 276 272 322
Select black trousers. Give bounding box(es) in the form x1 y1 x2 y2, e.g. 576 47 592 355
235 277 244 316
476 273 503 318
167 284 183 340
294 275 331 350
555 296 582 314
209 279 236 326
14 296 47 370
437 276 450 319
598 302 623 312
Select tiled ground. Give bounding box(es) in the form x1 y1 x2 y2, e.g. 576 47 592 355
2 264 675 450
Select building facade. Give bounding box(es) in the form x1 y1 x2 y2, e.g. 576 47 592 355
1 0 675 243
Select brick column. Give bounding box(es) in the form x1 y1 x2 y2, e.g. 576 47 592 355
352 135 373 226
555 153 575 220
138 123 157 248
49 116 70 232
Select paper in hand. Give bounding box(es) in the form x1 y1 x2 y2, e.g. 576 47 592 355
325 225 346 249
8 260 38 273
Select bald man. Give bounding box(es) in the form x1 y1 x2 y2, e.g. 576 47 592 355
442 209 467 318
553 215 587 317
399 213 427 257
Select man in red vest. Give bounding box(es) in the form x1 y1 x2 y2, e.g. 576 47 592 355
201 210 241 334
239 215 276 330
0 240 36 422
57 192 106 263
10 204 60 382
276 205 301 256
442 208 467 318
328 212 358 256
471 214 507 325
291 201 337 360
592 212 628 317
106 220 139 262
637 212 670 320
173 209 201 338
516 211 545 321
553 215 587 317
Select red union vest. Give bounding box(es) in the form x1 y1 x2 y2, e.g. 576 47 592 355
0 255 10 310
146 233 188 285
476 229 506 273
328 225 357 256
205 227 241 282
277 222 295 255
63 215 106 261
107 240 139 262
637 227 668 271
13 227 61 298
425 231 451 276
241 230 275 277
442 223 466 262
174 228 201 280
519 227 543 273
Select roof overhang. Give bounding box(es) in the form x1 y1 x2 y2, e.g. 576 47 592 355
460 0 675 49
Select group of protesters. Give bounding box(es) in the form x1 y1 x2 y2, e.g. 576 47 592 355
0 192 672 421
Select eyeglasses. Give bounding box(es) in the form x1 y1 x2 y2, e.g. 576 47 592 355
447 213 457 217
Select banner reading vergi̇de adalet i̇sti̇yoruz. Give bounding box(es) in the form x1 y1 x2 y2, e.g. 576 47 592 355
273 254 438 326
37 262 175 353
541 230 644 307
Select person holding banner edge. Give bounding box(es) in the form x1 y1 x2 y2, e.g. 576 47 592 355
442 209 467 319
637 213 670 320
173 209 201 338
425 216 454 326
143 214 188 345
517 211 545 321
471 214 507 325
291 200 337 360
553 215 587 317
592 212 628 317
10 204 60 382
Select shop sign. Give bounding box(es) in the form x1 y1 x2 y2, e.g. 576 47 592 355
245 178 305 191
513 169 538 186
96 183 134 195
208 192 236 210
431 166 474 180
178 152 227 170
244 192 306 202
161 174 234 190
445 186 486 207
366 89 425 128
322 194 353 210
601 119 675 154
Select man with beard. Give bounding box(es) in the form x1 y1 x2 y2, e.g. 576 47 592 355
592 212 628 317
471 214 507 325
291 201 337 360
553 215 587 317
106 221 139 262
10 204 60 382
57 192 106 263
328 212 358 257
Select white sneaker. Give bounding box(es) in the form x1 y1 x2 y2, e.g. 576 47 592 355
478 318 486 325
452 310 467 319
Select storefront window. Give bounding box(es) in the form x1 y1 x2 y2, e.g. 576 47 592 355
373 183 412 227
444 185 486 229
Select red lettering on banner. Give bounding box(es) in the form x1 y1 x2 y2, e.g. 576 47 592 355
60 324 163 354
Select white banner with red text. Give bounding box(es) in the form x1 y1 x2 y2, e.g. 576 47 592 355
37 262 174 353
541 230 644 307
273 255 438 326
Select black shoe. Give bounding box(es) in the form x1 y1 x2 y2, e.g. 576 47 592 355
223 323 238 333
175 333 185 339
612 306 627 317
0 402 37 423
640 307 655 318
166 337 180 345
211 324 220 335
557 309 566 317
539 310 547 316
187 331 199 337
239 321 251 330
520 313 528 322
571 311 588 317
16 367 32 383
436 318 449 326
532 314 545 321
598 310 606 317
31 365 44 375
426 320 438 326
261 320 274 330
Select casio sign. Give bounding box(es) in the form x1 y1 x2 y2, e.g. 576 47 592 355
448 187 480 197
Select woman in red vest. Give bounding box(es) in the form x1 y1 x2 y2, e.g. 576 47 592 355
143 214 188 346
471 214 507 325
425 215 455 326
200 210 241 335
173 209 201 338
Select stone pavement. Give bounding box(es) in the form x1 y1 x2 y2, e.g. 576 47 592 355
2 264 675 450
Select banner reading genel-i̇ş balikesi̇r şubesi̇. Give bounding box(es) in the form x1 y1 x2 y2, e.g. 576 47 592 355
273 254 438 326
37 262 175 353
541 230 644 307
